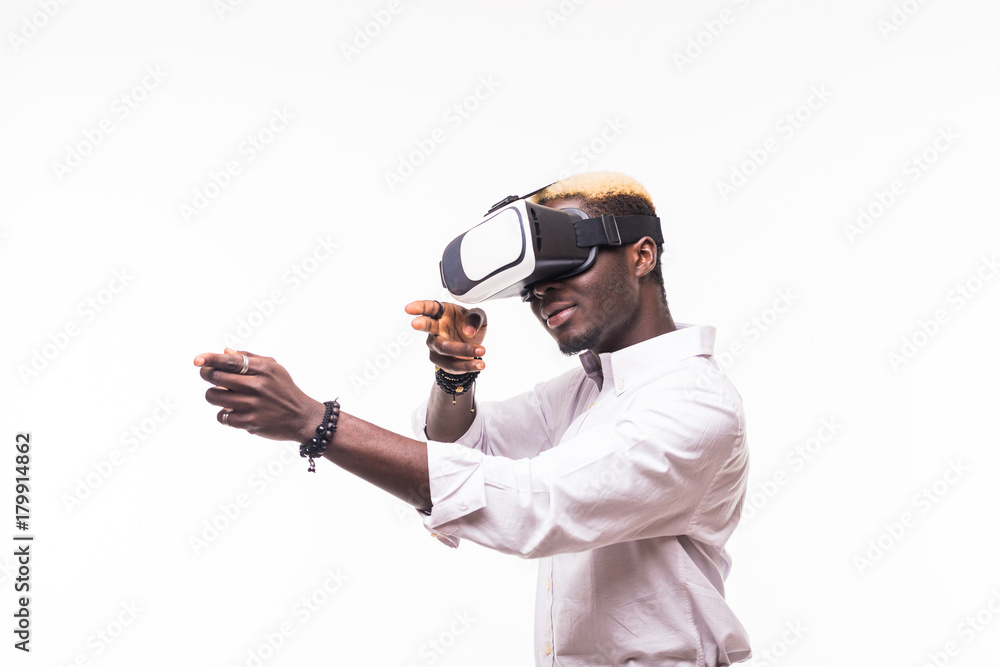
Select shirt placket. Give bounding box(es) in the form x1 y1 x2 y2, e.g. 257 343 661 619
540 557 555 664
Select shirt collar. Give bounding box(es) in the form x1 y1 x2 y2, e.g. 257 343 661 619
578 323 716 395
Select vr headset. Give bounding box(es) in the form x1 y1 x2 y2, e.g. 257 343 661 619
440 184 663 303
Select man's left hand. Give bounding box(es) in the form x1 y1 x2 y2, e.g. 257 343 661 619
194 348 324 442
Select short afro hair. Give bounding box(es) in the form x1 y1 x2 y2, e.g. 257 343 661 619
530 171 667 304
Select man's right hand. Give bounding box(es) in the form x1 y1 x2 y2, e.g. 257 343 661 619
405 300 487 374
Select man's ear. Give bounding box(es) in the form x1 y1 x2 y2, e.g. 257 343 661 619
631 236 658 279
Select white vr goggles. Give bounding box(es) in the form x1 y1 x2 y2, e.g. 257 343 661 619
440 186 663 303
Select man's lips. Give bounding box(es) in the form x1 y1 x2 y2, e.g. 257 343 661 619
543 304 577 329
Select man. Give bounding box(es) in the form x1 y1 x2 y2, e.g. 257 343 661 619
195 172 752 665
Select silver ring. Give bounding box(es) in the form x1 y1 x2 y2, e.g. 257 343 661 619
222 410 231 426
239 354 250 375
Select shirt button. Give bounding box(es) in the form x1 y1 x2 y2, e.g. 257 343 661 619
544 644 552 656
617 380 625 390
588 402 595 410
458 503 468 511
546 579 551 591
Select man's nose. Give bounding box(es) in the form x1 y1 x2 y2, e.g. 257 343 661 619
531 278 561 299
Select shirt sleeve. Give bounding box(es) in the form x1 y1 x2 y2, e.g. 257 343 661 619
411 367 586 458
420 380 749 558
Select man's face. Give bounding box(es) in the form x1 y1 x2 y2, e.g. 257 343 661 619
527 198 639 356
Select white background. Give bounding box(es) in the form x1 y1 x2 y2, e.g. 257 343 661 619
2 0 999 665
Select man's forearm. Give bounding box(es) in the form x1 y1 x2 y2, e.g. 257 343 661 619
424 382 477 442
321 411 432 512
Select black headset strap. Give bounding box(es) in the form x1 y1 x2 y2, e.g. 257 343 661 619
573 215 663 247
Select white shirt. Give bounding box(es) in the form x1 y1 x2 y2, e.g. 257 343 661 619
413 324 752 666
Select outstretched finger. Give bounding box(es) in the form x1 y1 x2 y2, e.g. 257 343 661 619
409 314 440 335
404 300 446 319
193 351 257 376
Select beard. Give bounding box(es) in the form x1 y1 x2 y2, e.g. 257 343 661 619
558 326 604 356
556 251 634 356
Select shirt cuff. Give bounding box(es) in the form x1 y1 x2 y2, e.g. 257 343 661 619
423 440 487 528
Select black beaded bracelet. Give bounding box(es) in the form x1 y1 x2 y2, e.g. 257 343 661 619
299 399 340 472
435 359 480 411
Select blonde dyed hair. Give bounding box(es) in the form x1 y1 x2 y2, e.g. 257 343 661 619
531 171 667 304
529 171 655 213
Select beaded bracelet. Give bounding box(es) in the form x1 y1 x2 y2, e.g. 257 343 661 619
300 399 340 472
435 359 481 411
